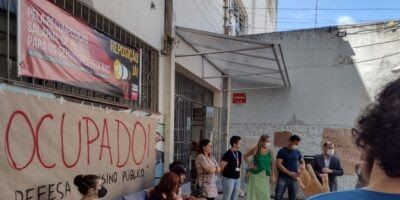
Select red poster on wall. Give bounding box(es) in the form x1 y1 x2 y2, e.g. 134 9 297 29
18 0 141 100
232 93 246 104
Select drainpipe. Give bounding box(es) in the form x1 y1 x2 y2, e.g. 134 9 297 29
224 0 230 35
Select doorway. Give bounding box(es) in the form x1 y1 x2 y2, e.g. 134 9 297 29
174 73 227 182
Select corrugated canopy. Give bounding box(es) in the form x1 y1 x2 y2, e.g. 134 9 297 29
176 27 290 91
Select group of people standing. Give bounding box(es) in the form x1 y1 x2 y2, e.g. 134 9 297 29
193 134 344 200
73 77 400 200
71 135 343 200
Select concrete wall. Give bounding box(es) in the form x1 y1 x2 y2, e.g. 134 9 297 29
230 22 400 191
80 0 165 49
241 0 277 33
175 0 224 34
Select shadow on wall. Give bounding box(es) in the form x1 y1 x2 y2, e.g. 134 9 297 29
231 25 400 125
229 23 400 191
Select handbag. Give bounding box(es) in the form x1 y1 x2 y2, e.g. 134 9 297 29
191 181 204 198
191 155 205 198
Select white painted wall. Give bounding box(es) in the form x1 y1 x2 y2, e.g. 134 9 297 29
230 22 400 191
80 0 165 49
175 0 224 34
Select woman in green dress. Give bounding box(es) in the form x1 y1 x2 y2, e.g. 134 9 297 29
243 134 276 200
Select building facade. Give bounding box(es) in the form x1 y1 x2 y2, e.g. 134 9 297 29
0 0 238 199
240 0 278 34
231 22 400 193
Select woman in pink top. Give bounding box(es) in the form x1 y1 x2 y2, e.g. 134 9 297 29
195 139 221 200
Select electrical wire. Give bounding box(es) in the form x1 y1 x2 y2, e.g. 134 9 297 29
199 0 223 29
355 51 400 63
247 21 400 32
186 2 400 33
206 0 224 16
353 38 400 48
347 24 400 35
236 7 400 11
191 0 221 32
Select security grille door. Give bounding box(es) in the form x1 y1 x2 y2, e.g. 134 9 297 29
174 97 193 179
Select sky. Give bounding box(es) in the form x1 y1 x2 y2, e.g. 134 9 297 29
276 0 400 31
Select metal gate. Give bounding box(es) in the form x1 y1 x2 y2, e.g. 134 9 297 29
173 96 193 175
174 73 228 182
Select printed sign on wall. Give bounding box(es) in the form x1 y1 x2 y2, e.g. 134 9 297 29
18 0 141 100
232 93 246 104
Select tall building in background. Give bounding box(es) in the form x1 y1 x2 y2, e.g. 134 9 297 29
230 0 277 35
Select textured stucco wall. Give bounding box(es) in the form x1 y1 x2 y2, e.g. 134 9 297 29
230 22 400 193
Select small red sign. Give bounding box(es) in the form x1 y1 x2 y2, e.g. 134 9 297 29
232 93 246 104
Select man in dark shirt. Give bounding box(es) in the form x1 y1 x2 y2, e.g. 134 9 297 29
312 142 343 192
275 135 305 200
220 136 242 200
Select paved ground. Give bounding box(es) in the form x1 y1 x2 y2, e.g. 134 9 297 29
215 193 245 200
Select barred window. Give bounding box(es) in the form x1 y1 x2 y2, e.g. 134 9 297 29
0 0 158 112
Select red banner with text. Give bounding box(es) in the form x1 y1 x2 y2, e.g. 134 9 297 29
18 0 141 100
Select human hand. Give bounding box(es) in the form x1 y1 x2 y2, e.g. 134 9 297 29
216 166 222 174
208 167 216 174
299 164 306 171
297 164 330 198
322 168 332 174
270 175 277 184
298 164 306 175
287 171 298 179
172 192 183 200
248 163 257 169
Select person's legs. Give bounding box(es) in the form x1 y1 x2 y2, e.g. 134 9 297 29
230 178 241 200
222 177 234 200
330 182 338 192
274 177 288 200
287 178 299 200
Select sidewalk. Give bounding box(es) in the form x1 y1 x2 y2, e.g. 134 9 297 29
215 194 245 200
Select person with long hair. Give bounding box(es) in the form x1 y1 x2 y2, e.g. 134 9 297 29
74 174 107 200
169 161 205 200
195 139 221 200
148 171 183 200
243 134 276 200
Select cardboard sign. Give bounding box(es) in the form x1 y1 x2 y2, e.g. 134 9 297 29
0 91 156 200
274 131 292 147
322 128 361 175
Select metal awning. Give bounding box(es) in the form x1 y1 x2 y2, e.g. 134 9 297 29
175 26 290 91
